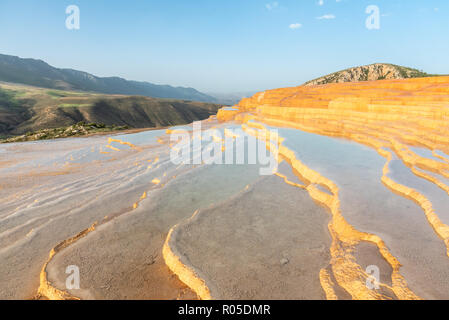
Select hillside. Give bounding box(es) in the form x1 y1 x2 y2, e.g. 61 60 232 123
304 63 439 86
0 53 216 102
0 82 221 138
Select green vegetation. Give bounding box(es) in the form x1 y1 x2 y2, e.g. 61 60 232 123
47 90 86 98
1 88 27 99
361 67 369 81
0 82 221 138
58 103 92 108
47 90 69 98
393 64 438 78
0 87 32 134
0 53 216 102
0 88 20 109
304 63 445 86
0 121 129 143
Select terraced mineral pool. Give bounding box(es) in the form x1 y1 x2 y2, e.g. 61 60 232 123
1 118 449 300
269 126 449 299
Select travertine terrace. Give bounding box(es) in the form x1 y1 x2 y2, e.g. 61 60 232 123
1 76 449 300
217 76 449 299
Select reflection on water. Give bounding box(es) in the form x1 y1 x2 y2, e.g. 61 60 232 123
1 115 449 300
269 126 449 299
389 159 449 225
112 129 166 146
409 147 447 164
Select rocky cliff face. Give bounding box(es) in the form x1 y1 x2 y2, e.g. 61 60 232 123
304 63 435 86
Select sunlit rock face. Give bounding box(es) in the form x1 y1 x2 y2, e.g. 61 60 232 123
304 63 434 86
216 106 240 122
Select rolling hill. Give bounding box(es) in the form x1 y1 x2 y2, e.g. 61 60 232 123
0 53 216 102
304 63 440 86
0 82 221 138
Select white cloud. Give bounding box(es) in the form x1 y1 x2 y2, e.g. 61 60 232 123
316 14 336 20
265 2 279 10
289 23 302 29
318 0 324 6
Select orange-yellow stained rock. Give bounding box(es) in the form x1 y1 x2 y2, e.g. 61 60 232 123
162 210 212 300
230 77 449 300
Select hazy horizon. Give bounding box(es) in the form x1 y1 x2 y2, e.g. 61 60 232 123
1 0 448 93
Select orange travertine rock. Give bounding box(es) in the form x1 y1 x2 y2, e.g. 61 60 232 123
32 77 449 301
225 76 449 157
235 77 449 253
215 76 449 300
216 108 240 122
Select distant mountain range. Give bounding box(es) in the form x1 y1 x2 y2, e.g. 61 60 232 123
0 53 216 102
304 63 440 86
205 91 258 106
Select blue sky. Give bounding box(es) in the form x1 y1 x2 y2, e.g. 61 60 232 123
0 0 448 93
